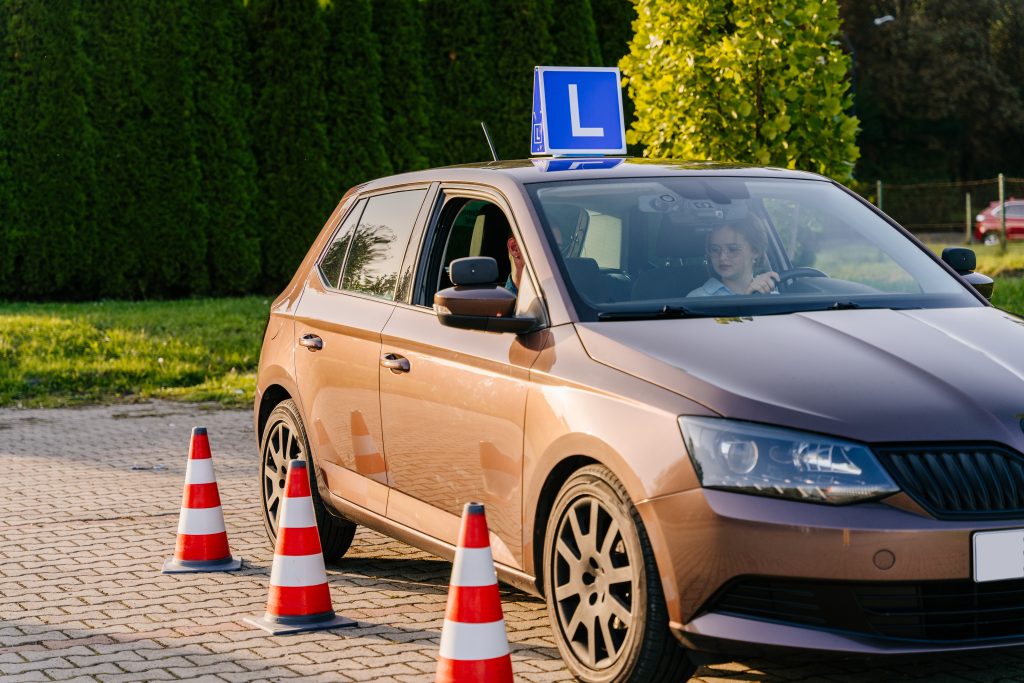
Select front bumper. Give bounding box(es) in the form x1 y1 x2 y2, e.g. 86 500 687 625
637 488 1024 655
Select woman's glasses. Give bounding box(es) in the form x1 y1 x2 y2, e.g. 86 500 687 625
708 244 745 258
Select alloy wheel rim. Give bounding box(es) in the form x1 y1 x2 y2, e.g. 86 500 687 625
551 494 636 670
261 419 305 536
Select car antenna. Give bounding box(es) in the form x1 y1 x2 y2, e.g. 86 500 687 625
480 121 499 162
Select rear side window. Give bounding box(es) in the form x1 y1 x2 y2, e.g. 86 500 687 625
341 189 427 300
318 199 366 288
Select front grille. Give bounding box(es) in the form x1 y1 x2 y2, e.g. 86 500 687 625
876 445 1024 519
712 577 1024 642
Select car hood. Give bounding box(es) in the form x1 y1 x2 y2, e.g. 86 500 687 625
576 307 1024 447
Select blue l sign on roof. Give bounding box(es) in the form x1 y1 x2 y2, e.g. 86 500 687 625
531 66 626 156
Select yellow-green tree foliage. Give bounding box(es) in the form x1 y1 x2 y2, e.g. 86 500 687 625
621 0 859 181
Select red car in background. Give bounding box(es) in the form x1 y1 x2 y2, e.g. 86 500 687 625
975 199 1024 245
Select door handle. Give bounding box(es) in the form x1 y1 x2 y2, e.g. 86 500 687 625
380 353 410 373
299 334 323 351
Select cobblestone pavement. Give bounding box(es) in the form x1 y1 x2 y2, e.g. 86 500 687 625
4 402 1024 682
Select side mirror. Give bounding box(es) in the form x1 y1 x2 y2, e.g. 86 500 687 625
942 247 995 300
434 257 538 333
941 247 975 274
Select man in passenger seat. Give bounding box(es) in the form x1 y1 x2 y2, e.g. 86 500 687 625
505 234 525 295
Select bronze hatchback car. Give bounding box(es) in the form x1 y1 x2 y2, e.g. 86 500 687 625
255 159 1024 682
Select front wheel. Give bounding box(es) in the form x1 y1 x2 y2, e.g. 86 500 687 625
982 231 1001 246
259 399 356 561
543 465 696 683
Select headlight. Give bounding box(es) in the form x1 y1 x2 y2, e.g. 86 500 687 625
679 417 899 505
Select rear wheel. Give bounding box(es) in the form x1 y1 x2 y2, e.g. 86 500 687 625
259 399 356 561
543 464 696 682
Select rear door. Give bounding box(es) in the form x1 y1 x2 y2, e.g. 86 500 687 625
379 187 544 570
294 185 430 517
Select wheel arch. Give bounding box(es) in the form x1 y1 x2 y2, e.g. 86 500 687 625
257 383 293 443
530 454 602 594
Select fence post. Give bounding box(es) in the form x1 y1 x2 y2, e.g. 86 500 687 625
876 180 883 211
999 173 1007 252
965 192 972 244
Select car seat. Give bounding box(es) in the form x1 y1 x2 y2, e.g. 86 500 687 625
475 203 513 285
631 219 710 300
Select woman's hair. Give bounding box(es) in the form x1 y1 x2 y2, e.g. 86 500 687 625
706 217 770 272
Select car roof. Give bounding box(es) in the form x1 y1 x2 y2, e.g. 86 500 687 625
356 157 831 194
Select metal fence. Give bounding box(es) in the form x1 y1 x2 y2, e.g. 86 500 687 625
864 175 1024 245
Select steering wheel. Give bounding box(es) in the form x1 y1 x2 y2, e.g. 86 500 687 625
775 267 828 291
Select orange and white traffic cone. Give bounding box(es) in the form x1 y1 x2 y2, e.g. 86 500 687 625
351 410 390 486
163 427 242 573
244 460 356 634
436 502 513 683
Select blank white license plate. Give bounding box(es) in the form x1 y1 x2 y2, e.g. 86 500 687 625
973 529 1024 582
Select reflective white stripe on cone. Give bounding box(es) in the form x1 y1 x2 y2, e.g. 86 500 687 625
163 426 241 573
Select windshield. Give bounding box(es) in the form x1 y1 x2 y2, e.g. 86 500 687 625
526 177 981 320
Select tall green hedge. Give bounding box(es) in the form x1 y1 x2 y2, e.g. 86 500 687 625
83 0 147 298
0 0 619 300
0 9 15 295
373 0 433 173
592 0 636 66
551 0 603 67
193 0 259 295
324 0 392 192
138 1 207 297
0 0 96 299
487 0 554 160
423 0 496 166
249 0 333 290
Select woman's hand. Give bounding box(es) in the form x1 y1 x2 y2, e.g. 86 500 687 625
745 271 780 294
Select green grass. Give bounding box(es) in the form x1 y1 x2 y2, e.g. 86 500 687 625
992 277 1024 318
0 297 269 407
924 242 1024 316
927 241 1024 278
1 282 1021 409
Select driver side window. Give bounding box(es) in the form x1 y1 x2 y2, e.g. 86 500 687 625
416 197 515 305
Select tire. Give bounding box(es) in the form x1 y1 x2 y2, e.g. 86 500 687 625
259 399 356 562
982 231 1001 246
542 464 696 683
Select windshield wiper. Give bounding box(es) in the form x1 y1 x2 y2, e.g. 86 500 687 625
598 305 700 321
821 301 921 312
827 301 863 310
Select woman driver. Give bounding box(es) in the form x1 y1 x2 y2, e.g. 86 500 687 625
687 219 780 296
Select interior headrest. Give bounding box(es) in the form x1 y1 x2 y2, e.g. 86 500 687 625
655 220 705 259
543 204 586 245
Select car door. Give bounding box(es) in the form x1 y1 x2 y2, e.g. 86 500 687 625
379 188 544 570
294 186 430 517
1006 202 1024 240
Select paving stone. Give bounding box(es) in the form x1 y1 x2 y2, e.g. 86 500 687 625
5 401 1024 683
0 672 53 683
96 671 178 683
48 662 124 679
